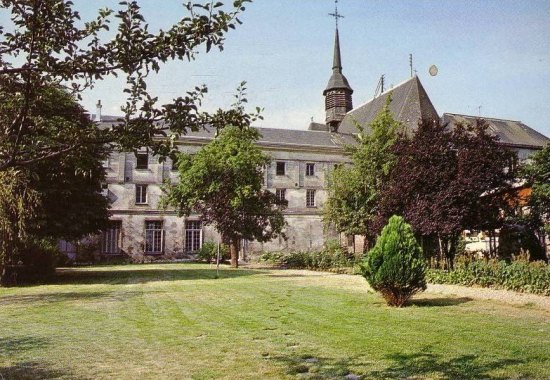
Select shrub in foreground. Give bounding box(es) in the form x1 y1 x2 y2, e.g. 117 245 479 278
427 257 550 296
360 215 427 307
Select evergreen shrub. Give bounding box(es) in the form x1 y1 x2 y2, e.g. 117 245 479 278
360 215 427 307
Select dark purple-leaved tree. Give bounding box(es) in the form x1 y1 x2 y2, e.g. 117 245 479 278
379 119 515 268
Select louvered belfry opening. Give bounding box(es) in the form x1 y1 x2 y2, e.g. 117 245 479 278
325 90 353 111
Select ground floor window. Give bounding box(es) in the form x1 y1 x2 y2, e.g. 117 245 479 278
185 221 202 253
102 221 122 254
145 221 164 253
276 188 286 202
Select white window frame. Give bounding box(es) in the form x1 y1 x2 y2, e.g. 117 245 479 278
102 221 122 254
145 221 164 254
306 189 316 208
185 220 202 253
276 188 286 202
135 184 148 204
306 163 315 176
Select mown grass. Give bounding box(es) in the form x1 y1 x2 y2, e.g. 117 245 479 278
0 263 549 379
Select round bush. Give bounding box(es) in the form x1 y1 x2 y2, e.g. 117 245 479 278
360 215 427 307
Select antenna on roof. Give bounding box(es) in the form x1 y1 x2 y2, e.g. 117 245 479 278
409 54 414 77
374 74 385 98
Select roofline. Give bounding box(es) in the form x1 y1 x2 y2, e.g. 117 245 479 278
175 135 346 154
443 112 522 124
499 142 546 150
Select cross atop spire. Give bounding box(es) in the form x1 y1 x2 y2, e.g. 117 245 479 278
329 0 344 29
324 0 353 132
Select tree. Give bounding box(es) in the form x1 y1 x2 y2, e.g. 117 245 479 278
0 86 110 285
380 119 515 268
522 144 550 233
0 169 40 285
0 0 251 171
360 215 426 307
163 126 286 268
520 143 550 259
324 97 399 248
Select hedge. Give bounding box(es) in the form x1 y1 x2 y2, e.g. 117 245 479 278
427 259 550 296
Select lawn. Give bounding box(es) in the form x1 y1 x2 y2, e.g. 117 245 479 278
0 263 549 379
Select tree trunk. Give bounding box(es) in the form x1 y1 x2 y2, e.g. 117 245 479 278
362 235 369 254
229 239 239 268
447 234 459 270
437 234 445 269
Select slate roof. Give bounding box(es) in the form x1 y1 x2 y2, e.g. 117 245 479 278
92 114 122 122
308 122 329 131
338 75 439 135
178 125 353 150
443 113 549 149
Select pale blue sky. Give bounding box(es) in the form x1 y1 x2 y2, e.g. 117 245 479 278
7 1 550 135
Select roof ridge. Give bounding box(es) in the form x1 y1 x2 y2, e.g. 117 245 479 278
443 112 522 123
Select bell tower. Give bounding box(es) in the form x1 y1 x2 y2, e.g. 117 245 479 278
323 1 353 132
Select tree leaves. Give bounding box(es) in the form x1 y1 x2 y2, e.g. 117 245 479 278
0 0 249 170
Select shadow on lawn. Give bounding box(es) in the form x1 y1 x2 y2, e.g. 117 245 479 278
408 296 473 307
0 336 49 356
52 266 263 286
0 290 147 306
271 349 526 379
0 361 83 380
0 337 83 379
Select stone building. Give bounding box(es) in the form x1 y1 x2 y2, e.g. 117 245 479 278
89 25 548 261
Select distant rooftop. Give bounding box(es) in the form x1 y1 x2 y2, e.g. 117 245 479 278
339 75 439 135
443 113 549 149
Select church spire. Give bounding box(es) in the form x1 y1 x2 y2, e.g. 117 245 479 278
332 28 342 71
323 3 353 132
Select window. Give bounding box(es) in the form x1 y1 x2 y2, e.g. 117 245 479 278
276 161 285 176
185 221 202 253
135 184 147 204
306 163 315 176
136 151 148 169
145 221 164 253
306 189 316 207
102 221 121 254
276 189 286 202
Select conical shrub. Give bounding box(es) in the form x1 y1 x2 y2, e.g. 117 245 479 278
361 215 427 307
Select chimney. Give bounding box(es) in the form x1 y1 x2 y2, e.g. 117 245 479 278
96 100 102 122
